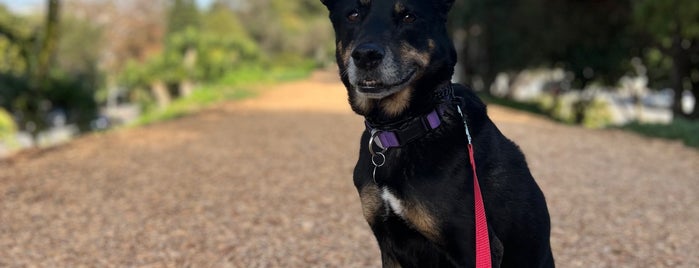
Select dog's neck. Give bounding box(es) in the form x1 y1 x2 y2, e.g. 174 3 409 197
363 81 452 128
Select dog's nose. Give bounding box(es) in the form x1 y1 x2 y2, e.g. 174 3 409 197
351 43 385 69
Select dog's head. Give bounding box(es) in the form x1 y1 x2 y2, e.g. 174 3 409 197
321 0 457 119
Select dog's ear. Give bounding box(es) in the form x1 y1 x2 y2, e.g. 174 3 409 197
320 0 334 10
436 0 455 14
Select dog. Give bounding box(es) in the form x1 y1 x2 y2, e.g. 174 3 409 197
320 0 554 267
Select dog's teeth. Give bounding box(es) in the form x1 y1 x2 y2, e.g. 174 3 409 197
362 80 379 86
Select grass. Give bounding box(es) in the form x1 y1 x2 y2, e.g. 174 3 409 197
478 93 549 116
134 86 257 126
621 118 699 148
133 62 316 126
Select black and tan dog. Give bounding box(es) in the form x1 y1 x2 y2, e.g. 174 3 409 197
320 0 554 267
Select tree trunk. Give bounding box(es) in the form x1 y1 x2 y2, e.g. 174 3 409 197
179 47 197 97
36 0 61 87
27 0 62 140
179 79 194 97
689 84 699 120
670 34 689 120
151 80 171 110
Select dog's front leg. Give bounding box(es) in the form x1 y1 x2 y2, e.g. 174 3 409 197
490 233 504 268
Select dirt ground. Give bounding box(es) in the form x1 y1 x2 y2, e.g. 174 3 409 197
1 71 698 267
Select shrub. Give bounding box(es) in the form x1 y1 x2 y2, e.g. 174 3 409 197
0 107 17 141
582 97 613 129
622 118 699 148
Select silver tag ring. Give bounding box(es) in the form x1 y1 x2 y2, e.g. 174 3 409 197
372 152 386 167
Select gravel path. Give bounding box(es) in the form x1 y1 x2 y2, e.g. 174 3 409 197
1 71 698 267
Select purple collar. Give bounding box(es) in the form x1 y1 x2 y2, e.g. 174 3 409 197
366 104 448 150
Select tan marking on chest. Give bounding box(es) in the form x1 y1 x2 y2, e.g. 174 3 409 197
403 200 441 242
379 187 442 242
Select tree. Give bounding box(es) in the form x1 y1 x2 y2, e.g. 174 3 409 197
633 0 699 119
450 0 635 90
67 0 166 110
238 0 333 62
0 0 62 137
166 0 200 37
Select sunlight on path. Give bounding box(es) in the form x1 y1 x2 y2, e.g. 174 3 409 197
231 71 352 114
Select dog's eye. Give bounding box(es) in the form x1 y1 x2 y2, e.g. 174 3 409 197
402 13 416 24
347 10 361 23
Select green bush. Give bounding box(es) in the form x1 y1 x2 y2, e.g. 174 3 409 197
535 94 555 112
582 97 613 129
535 93 612 128
0 107 17 141
551 95 576 124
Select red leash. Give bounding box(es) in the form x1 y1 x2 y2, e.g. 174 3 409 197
469 143 491 268
459 106 491 268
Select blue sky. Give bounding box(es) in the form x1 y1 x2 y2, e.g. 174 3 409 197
1 0 215 13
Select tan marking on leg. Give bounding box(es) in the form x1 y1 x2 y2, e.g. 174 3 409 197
380 87 412 116
401 42 431 67
404 200 441 242
359 184 382 225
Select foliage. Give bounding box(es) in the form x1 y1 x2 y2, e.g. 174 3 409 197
237 0 334 63
633 0 699 42
582 98 613 129
44 70 99 131
56 16 102 79
485 92 613 128
166 0 199 37
621 118 699 148
450 0 636 88
632 0 699 118
0 0 93 137
134 61 316 126
0 107 16 140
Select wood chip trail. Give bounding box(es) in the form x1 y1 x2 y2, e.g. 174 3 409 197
1 71 698 267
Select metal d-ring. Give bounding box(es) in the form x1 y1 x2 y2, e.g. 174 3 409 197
372 152 386 167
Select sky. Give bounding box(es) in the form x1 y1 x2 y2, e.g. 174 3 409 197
0 0 215 13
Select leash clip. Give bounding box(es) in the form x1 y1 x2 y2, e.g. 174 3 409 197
456 104 473 145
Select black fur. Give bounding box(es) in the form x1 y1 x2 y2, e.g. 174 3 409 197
321 0 554 267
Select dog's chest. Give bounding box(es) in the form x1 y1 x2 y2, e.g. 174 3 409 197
359 184 441 242
381 187 406 217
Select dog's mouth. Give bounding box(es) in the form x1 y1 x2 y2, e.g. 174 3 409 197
355 69 417 99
